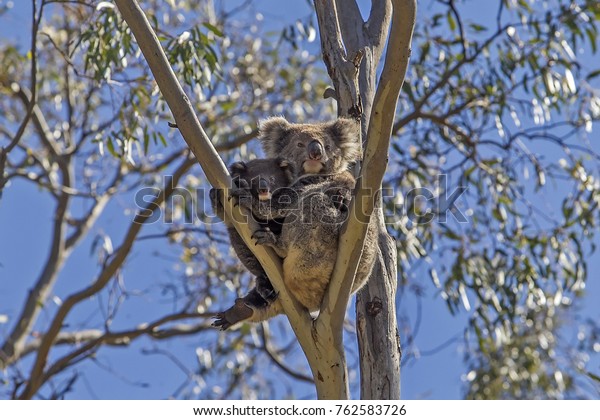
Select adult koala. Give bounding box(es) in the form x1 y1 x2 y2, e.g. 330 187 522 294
213 117 378 329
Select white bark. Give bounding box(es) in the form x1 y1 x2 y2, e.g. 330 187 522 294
315 0 416 399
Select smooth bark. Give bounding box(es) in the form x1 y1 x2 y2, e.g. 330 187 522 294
315 0 416 399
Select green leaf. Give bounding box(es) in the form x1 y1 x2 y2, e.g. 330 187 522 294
563 203 573 221
447 12 457 31
203 22 223 37
464 165 477 178
469 23 487 32
517 0 532 12
587 372 600 383
444 228 462 240
143 131 149 155
157 132 167 147
586 28 597 54
106 138 117 157
587 69 600 81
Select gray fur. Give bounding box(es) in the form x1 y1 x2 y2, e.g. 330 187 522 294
259 117 362 175
217 117 377 328
210 158 296 330
253 173 377 312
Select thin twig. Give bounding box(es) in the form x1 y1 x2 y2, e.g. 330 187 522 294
0 0 44 192
17 157 196 398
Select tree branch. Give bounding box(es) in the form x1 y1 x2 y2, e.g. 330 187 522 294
315 0 363 118
320 0 415 399
399 22 513 123
325 0 415 333
0 179 71 370
259 326 314 384
11 84 61 155
445 0 468 59
16 156 196 399
38 313 214 385
367 0 394 51
64 181 119 250
215 127 258 152
0 77 81 370
333 0 364 51
18 310 212 360
0 0 43 193
309 0 413 399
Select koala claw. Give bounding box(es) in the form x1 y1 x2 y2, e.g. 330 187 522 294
331 194 350 212
211 315 232 331
229 188 252 210
230 178 250 196
211 298 254 331
230 186 251 202
251 228 277 246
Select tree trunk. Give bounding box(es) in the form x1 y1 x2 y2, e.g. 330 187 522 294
315 0 416 399
357 221 401 398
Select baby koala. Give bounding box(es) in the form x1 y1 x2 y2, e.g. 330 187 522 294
210 158 295 330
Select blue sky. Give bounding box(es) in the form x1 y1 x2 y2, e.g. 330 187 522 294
0 0 598 399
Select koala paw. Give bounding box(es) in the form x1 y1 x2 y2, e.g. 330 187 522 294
211 298 254 331
256 276 278 303
330 192 351 212
209 188 225 218
326 187 352 212
229 179 251 207
251 228 277 247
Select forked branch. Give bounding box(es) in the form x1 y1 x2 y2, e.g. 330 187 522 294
322 0 416 331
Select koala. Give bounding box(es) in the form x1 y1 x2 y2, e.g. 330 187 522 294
214 117 378 329
209 158 295 330
259 116 361 176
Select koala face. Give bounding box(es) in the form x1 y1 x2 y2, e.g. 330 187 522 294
230 158 295 201
258 117 361 175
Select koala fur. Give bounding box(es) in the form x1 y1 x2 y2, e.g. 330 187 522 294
209 158 295 330
259 117 362 176
215 117 378 328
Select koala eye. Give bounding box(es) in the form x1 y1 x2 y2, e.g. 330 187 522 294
297 142 303 148
325 144 332 151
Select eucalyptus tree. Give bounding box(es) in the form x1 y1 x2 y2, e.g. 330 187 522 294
0 0 599 399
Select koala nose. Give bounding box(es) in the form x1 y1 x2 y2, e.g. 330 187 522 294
308 141 323 160
258 178 269 194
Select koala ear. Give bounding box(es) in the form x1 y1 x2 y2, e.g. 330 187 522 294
229 161 247 175
276 158 291 170
328 118 362 162
259 116 291 157
276 158 296 183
